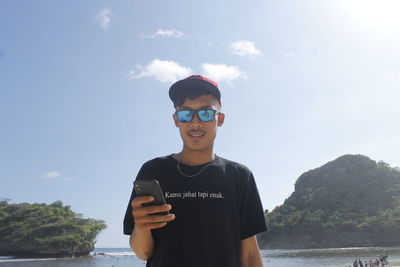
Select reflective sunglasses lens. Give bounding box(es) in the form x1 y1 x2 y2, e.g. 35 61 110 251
177 110 193 122
198 110 216 122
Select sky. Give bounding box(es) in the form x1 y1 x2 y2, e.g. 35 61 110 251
1 0 400 248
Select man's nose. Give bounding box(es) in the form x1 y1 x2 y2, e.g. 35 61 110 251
190 112 202 128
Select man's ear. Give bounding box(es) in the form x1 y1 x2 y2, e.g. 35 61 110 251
217 113 225 126
173 114 179 127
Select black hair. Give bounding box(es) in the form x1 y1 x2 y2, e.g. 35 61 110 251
172 88 220 109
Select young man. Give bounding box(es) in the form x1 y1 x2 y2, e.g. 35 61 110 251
124 75 267 267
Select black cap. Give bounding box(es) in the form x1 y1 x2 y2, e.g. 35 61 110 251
169 75 221 104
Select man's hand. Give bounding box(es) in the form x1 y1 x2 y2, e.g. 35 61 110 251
129 196 175 260
132 196 175 230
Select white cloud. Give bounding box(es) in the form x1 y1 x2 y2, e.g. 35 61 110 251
42 171 60 179
97 8 112 31
230 40 263 59
155 29 184 38
283 52 296 58
201 63 246 83
127 59 192 83
41 171 71 181
139 29 184 40
390 73 400 81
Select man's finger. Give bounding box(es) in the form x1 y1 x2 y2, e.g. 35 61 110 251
135 213 175 225
145 222 168 230
131 196 154 208
132 204 172 218
144 204 172 214
145 213 175 223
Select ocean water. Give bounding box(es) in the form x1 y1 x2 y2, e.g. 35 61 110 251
1 247 400 267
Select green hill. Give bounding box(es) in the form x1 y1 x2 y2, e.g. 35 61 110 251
260 154 400 249
0 201 106 257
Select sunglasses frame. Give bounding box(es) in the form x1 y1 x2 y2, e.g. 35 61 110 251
175 109 219 123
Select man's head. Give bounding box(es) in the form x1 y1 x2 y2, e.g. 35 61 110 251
169 75 221 109
169 75 225 153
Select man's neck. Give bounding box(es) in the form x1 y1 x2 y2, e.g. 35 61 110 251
176 148 215 166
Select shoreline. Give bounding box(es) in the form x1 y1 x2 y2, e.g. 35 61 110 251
2 247 399 259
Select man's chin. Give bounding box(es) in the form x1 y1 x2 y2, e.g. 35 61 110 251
183 142 212 152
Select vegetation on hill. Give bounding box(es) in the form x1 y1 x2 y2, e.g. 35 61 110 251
0 200 106 257
259 154 400 249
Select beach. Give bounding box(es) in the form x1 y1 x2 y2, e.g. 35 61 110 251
1 247 400 267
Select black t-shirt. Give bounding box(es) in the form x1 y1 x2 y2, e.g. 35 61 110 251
123 155 267 267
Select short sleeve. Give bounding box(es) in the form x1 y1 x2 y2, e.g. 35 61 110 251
239 171 268 240
123 161 153 235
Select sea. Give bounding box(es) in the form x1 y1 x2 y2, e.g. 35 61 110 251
1 247 400 267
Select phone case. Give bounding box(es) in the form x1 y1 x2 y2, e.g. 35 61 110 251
134 180 169 215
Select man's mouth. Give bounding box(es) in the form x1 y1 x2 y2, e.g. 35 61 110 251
188 131 206 137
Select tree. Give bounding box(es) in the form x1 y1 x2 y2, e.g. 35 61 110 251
262 154 400 249
0 201 107 257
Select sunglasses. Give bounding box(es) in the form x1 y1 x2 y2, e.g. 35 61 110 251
175 109 219 122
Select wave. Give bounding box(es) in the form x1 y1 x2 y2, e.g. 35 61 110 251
261 246 400 258
93 252 136 256
0 258 59 263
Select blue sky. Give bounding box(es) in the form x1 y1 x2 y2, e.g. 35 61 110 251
1 0 399 248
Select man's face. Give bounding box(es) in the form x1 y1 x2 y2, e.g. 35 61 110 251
173 94 225 153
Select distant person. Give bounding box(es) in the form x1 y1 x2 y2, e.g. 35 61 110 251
123 75 268 267
359 259 364 267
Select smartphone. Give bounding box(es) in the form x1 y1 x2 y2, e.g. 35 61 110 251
134 180 169 215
